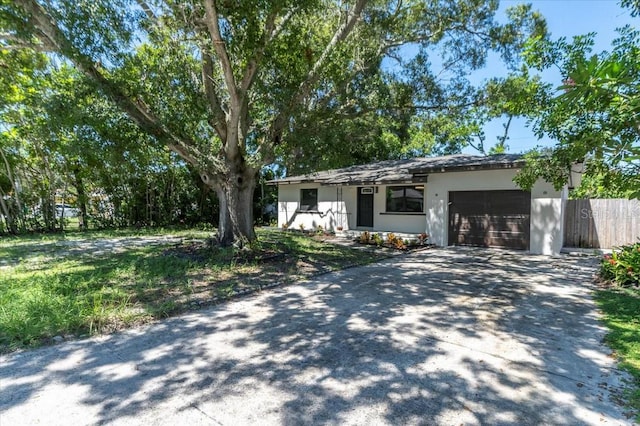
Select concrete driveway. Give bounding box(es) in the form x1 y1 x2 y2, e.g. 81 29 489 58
0 248 634 425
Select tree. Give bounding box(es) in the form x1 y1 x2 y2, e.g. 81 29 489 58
0 48 51 232
516 6 640 197
0 55 220 233
2 0 546 245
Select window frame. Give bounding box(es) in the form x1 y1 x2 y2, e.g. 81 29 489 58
385 185 425 213
299 188 319 212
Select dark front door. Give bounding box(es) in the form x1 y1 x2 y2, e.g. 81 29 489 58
448 190 531 250
357 187 374 227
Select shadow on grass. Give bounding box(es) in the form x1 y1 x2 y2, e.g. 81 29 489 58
0 230 387 352
0 249 633 424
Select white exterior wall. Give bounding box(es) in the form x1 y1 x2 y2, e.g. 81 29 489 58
371 186 426 233
277 184 426 234
530 182 567 255
424 169 565 255
340 185 426 233
277 168 566 255
277 184 349 231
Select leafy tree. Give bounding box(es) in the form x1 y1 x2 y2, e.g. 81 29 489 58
516 5 640 198
2 0 546 245
0 55 219 233
0 48 52 232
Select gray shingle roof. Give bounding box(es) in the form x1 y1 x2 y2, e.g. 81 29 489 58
270 154 524 186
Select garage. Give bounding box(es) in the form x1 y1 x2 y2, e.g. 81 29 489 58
448 190 531 250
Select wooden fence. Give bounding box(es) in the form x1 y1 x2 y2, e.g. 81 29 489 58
564 199 640 249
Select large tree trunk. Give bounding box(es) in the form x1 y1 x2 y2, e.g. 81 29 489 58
212 162 257 247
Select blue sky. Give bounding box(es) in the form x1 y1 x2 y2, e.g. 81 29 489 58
463 0 636 154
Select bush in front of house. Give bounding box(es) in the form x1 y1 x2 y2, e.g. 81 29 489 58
600 242 640 287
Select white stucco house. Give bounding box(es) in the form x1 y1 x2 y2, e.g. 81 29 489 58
271 154 578 255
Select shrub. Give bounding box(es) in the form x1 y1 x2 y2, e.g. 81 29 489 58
600 242 640 287
372 233 383 246
386 233 406 250
359 231 371 244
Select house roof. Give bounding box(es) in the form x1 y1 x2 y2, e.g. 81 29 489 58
270 153 525 186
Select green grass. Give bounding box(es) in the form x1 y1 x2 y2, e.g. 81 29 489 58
595 287 640 420
1 223 215 244
0 228 387 352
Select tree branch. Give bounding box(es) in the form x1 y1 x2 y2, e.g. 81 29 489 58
12 0 222 174
201 50 228 140
497 114 513 148
468 133 486 155
134 0 157 21
202 0 238 106
238 7 298 96
296 0 368 105
267 0 369 149
238 10 278 96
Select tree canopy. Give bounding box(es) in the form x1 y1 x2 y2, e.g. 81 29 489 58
515 6 640 198
2 0 547 242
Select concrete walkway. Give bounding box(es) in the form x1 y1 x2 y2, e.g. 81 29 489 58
0 248 634 425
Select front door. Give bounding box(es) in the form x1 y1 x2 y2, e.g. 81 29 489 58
357 187 374 227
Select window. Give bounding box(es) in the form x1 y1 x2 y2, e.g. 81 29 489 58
300 188 318 211
386 185 424 212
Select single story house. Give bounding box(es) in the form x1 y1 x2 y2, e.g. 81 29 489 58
271 154 580 255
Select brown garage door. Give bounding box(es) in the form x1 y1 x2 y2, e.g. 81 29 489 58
448 190 531 250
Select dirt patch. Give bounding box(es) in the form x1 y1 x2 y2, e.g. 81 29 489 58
144 237 391 320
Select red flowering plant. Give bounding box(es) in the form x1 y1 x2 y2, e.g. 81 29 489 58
600 242 640 287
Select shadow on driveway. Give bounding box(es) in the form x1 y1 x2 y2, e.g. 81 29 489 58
0 248 634 425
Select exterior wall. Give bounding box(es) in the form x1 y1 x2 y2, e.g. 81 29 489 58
277 168 565 255
371 186 426 234
277 183 426 234
277 183 349 231
530 182 567 255
424 169 564 255
342 185 426 233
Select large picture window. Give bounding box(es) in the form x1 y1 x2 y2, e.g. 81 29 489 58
386 185 424 213
300 188 318 211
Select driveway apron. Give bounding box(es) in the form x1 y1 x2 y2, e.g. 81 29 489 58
0 248 634 425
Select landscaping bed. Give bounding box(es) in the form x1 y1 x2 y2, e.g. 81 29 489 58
354 230 433 251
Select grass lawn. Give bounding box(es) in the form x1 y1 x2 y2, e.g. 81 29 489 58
0 228 389 353
595 287 640 420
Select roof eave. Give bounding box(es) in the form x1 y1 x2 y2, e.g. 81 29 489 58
409 162 525 174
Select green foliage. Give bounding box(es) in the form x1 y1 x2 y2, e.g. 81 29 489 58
600 243 640 287
0 228 386 352
0 58 222 233
519 17 640 197
513 148 574 191
2 0 550 243
571 163 638 199
622 0 640 16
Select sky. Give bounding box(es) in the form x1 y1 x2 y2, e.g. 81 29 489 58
462 0 636 155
